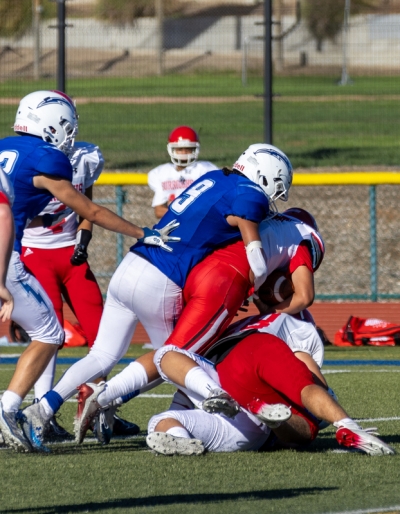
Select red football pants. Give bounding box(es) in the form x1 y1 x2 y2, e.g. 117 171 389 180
165 256 250 355
21 245 103 347
217 332 319 439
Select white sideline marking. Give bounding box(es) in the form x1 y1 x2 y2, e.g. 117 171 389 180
320 506 400 514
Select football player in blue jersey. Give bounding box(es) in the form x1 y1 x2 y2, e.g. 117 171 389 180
20 143 293 451
0 90 178 452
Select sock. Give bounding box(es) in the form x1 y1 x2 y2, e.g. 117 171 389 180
166 426 191 439
41 390 64 418
334 417 361 430
184 366 221 400
1 391 23 413
97 361 149 408
34 352 57 400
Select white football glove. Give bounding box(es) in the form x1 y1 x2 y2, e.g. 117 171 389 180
138 220 180 252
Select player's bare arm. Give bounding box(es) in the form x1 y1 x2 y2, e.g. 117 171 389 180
0 203 14 321
154 203 169 219
33 174 145 240
294 351 327 388
254 265 314 316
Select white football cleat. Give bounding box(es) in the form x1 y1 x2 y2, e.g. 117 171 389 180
201 388 241 418
335 422 395 456
247 399 292 428
74 382 105 444
0 402 32 453
146 432 204 456
19 401 51 453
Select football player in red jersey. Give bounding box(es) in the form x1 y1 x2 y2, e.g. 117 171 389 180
146 313 394 457
148 126 217 219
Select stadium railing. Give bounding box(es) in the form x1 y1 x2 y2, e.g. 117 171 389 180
95 172 400 302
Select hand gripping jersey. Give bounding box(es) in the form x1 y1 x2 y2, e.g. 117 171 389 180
205 312 324 367
21 142 104 249
148 161 216 207
133 169 270 288
0 167 14 206
259 213 325 275
0 135 72 253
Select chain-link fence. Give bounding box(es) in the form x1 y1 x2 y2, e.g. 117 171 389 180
1 0 400 299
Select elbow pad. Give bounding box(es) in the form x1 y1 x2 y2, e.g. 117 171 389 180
246 241 268 291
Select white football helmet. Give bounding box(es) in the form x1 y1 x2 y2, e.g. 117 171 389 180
14 90 78 154
167 126 200 168
232 144 293 206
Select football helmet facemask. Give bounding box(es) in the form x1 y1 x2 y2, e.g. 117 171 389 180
233 144 293 207
14 90 78 155
167 126 200 168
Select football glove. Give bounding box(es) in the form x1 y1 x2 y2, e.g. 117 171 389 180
138 220 180 252
71 229 92 266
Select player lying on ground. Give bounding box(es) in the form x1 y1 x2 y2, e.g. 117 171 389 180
148 125 217 219
0 90 178 452
145 313 395 457
18 143 292 452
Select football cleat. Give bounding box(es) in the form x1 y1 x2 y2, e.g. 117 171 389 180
74 382 105 444
247 399 292 428
201 388 241 418
19 402 51 453
44 416 74 443
113 414 140 437
0 402 32 452
92 403 116 445
146 432 205 456
335 422 395 456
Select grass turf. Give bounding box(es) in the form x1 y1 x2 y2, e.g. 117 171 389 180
0 344 399 514
1 75 400 169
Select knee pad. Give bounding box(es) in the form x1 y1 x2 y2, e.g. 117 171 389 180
154 345 196 382
148 412 175 434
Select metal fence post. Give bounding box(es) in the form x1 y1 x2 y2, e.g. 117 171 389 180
369 185 378 301
116 185 126 265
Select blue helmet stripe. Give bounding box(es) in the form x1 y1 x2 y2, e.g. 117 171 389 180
254 148 292 170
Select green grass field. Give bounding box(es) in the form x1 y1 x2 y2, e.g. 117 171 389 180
1 75 400 169
0 344 399 514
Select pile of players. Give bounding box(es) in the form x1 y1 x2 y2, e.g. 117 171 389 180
0 90 394 457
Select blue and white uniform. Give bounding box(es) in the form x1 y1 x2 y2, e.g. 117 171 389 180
47 170 270 403
0 135 71 345
134 170 269 287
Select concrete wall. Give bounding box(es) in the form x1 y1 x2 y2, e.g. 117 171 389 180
2 14 400 69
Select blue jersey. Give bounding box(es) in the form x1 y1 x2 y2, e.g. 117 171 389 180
0 135 73 253
133 169 270 288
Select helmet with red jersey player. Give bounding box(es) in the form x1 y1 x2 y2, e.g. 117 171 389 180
284 207 319 232
14 90 78 155
167 126 200 168
233 144 293 208
284 207 324 271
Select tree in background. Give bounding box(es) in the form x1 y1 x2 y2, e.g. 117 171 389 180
304 0 378 51
96 0 184 24
0 0 55 38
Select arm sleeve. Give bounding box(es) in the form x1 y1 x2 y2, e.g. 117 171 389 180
35 149 73 181
288 241 313 274
0 192 10 205
228 184 270 222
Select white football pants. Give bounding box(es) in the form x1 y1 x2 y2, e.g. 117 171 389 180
6 252 64 345
52 252 182 401
148 409 269 453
